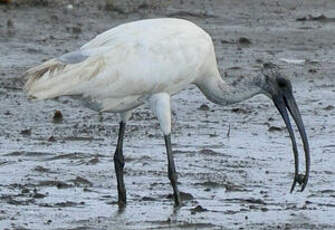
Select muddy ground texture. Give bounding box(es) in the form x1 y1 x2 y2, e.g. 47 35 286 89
1 0 335 229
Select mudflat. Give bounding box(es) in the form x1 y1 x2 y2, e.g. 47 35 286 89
1 0 335 229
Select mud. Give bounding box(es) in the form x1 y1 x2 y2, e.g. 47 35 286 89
1 0 335 229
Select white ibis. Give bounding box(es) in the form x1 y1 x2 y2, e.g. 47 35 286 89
23 18 310 207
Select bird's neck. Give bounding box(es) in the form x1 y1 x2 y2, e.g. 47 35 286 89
196 72 263 106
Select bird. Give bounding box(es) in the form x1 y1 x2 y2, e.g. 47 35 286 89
23 18 310 207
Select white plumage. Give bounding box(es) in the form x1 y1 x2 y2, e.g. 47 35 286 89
24 18 217 113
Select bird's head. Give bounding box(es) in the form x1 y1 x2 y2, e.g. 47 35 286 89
259 69 292 98
256 66 310 193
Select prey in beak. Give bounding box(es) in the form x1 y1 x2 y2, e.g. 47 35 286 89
262 70 310 192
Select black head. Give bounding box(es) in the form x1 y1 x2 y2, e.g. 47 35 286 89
258 68 310 192
259 69 292 97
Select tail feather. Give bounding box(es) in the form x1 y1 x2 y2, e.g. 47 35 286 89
23 58 66 97
23 56 105 100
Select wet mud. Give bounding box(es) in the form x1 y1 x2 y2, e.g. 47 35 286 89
1 0 335 229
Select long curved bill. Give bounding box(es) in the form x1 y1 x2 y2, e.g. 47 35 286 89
272 91 310 192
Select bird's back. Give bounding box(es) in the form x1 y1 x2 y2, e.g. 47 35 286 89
24 18 217 112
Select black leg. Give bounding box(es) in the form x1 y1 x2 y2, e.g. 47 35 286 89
114 121 126 207
164 134 181 206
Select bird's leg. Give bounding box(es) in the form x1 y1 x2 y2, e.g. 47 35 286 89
114 121 127 207
164 134 181 206
150 93 181 206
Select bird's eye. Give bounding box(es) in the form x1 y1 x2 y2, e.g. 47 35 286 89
277 78 287 88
